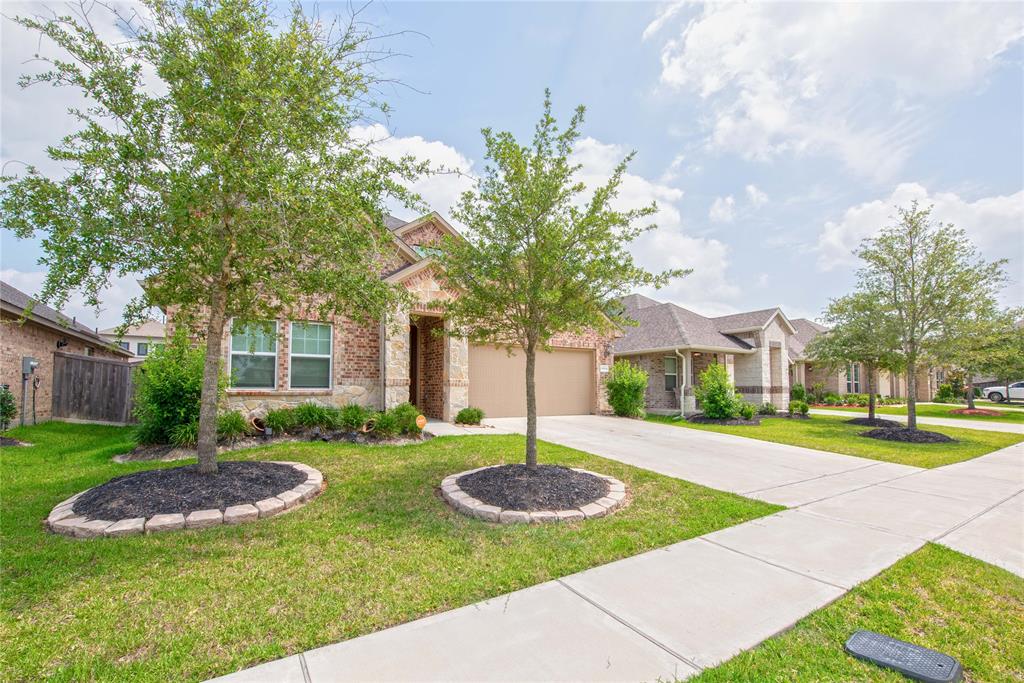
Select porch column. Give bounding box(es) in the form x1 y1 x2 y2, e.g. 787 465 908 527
682 350 697 414
442 318 469 421
382 306 410 409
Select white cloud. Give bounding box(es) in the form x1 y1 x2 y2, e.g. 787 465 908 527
745 184 768 207
708 195 735 223
647 2 1023 179
0 269 148 329
815 183 1024 304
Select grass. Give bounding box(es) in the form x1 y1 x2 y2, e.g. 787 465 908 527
815 402 1024 423
0 421 780 682
693 544 1024 682
646 413 1023 468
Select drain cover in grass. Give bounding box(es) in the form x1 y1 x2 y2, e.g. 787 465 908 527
845 630 962 683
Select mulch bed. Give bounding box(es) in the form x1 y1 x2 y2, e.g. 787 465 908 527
846 417 902 428
687 414 760 426
949 408 1004 417
457 464 608 511
0 436 28 447
860 428 955 444
73 461 307 519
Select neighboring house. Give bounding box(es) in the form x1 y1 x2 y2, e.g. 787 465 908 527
1 280 132 422
99 319 167 360
165 212 614 422
613 294 795 415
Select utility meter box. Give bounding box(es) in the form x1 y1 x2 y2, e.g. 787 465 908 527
22 357 39 375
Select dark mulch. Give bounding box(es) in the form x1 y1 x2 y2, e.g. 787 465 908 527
687 414 760 426
457 464 608 511
73 461 307 519
846 417 902 428
860 428 956 444
1 436 28 447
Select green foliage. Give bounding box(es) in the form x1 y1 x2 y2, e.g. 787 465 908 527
810 382 827 403
217 411 249 443
605 360 649 418
264 408 297 434
757 402 777 416
389 403 423 435
293 402 339 429
934 383 957 403
790 400 810 416
694 364 741 419
169 421 199 448
339 404 374 432
0 386 16 430
455 407 485 425
738 402 756 420
789 383 807 402
133 331 223 444
371 411 400 438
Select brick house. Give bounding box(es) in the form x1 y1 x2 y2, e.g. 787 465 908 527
613 294 795 415
1 281 132 423
170 212 614 423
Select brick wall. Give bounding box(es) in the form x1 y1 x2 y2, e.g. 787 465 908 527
400 221 447 247
418 316 445 418
1 312 124 423
625 353 679 412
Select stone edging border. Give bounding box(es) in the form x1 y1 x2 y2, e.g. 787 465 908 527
441 466 628 524
46 461 325 539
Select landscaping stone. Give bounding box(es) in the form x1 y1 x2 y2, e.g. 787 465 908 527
185 509 223 529
73 519 114 538
555 510 585 522
499 510 531 524
223 504 259 525
579 503 608 519
594 497 618 510
277 490 302 508
529 511 558 524
255 497 286 518
146 513 185 533
104 517 146 537
472 504 502 522
47 505 77 525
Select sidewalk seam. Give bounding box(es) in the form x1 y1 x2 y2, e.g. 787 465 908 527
555 579 704 674
699 538 850 591
298 653 311 683
742 461 888 495
933 488 1024 542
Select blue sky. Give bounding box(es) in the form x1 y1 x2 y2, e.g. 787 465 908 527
2 1 1022 327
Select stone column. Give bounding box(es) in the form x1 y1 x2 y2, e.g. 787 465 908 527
442 318 469 422
682 350 697 414
382 308 410 409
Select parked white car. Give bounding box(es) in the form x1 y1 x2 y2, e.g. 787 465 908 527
983 382 1024 403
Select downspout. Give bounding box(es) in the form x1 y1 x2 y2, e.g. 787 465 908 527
676 348 687 416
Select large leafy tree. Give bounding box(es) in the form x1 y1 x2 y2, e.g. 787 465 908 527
855 202 1006 429
806 292 903 421
934 306 1021 409
976 318 1024 404
1 0 421 473
438 91 687 467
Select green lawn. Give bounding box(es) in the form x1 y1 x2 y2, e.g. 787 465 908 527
647 414 1023 468
0 422 779 682
694 544 1024 682
815 402 1024 423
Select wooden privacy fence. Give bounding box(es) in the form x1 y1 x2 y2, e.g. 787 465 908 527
52 352 137 424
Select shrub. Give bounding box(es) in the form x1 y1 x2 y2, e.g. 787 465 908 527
169 421 199 447
738 402 756 420
605 360 649 418
134 330 224 444
934 383 956 403
811 382 827 403
339 403 374 432
790 383 807 402
293 401 338 429
455 407 484 425
757 401 777 415
389 402 423 435
694 363 740 419
0 386 15 430
791 400 809 415
372 410 399 438
264 407 297 434
217 411 249 443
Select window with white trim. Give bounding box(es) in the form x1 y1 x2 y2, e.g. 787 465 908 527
230 321 278 389
846 363 860 393
137 342 149 356
664 356 678 392
290 322 332 389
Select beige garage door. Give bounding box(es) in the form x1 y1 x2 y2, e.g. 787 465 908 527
468 345 595 418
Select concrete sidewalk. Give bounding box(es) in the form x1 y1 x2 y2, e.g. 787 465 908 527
809 408 1024 434
210 421 1022 682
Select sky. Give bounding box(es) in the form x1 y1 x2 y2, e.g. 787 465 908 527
2 1 1023 329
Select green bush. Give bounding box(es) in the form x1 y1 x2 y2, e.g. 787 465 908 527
0 385 16 430
293 401 338 429
694 363 741 419
810 382 827 403
738 402 756 420
790 400 809 415
605 359 649 418
389 402 423 435
169 421 198 447
790 383 807 402
757 401 777 415
134 331 224 444
264 407 297 434
339 403 374 432
217 411 249 443
455 407 484 425
372 411 399 438
934 383 956 403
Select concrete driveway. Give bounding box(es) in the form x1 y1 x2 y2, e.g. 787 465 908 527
485 415 921 506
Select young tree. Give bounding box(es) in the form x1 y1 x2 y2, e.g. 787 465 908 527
805 293 902 421
934 306 1021 409
976 318 1024 404
1 0 421 473
855 202 1007 429
438 92 686 468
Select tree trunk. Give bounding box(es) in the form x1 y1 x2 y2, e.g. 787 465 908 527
965 373 976 410
196 284 228 474
866 363 876 421
524 336 538 469
906 359 918 430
